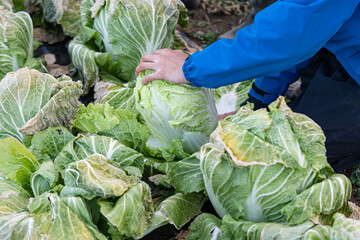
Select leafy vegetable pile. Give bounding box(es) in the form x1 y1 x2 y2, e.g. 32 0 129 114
0 69 207 239
1 0 360 239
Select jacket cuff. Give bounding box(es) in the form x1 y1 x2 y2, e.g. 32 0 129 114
182 54 203 88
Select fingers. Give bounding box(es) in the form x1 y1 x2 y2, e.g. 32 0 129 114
136 52 163 75
141 53 159 62
135 62 156 76
153 48 173 55
142 71 163 86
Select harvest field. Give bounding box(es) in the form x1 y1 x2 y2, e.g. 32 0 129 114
1 0 360 239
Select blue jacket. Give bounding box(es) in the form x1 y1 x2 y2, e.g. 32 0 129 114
183 0 360 104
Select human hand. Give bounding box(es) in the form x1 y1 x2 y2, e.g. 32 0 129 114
135 48 190 85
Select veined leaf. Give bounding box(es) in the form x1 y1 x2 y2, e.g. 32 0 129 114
282 174 352 225
187 213 224 240
330 213 360 239
64 154 139 198
28 127 75 164
0 69 82 142
55 135 144 177
0 138 39 191
0 8 46 79
166 153 205 194
221 214 315 240
99 182 154 239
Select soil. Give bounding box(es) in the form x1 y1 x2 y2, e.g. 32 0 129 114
182 5 250 47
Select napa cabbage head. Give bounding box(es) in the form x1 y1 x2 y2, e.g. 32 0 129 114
0 68 83 143
199 97 350 225
0 7 47 79
69 0 188 94
135 70 218 160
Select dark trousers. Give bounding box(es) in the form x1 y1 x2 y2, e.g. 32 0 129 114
290 49 360 172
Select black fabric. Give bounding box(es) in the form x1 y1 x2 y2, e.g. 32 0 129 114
241 91 269 110
289 49 360 172
252 82 269 97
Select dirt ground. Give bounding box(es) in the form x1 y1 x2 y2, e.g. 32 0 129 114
182 1 251 47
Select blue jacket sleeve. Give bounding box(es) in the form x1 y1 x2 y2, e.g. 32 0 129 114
250 57 312 104
183 0 359 88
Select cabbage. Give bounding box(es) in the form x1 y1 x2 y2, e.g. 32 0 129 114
0 8 47 79
199 97 350 224
0 138 107 239
135 70 219 161
94 81 137 112
0 68 82 143
69 0 188 94
213 79 254 115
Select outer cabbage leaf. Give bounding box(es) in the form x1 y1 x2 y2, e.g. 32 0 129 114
166 153 205 194
64 154 139 198
91 0 188 81
0 69 82 142
100 115 150 153
221 214 315 240
216 114 305 168
55 135 145 177
60 196 107 240
143 156 172 175
135 70 218 160
31 161 59 197
80 0 99 43
187 213 224 240
235 79 255 107
272 99 331 173
146 192 206 234
303 225 331 240
220 97 332 172
0 179 40 239
18 77 83 135
282 174 352 225
40 0 57 22
68 39 111 94
29 193 106 239
330 213 360 239
99 182 154 239
200 142 314 223
143 137 190 161
0 179 30 215
55 0 82 36
0 212 41 240
94 81 136 112
72 103 150 152
7 214 44 239
0 8 46 79
27 127 75 164
0 137 39 191
40 0 82 36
